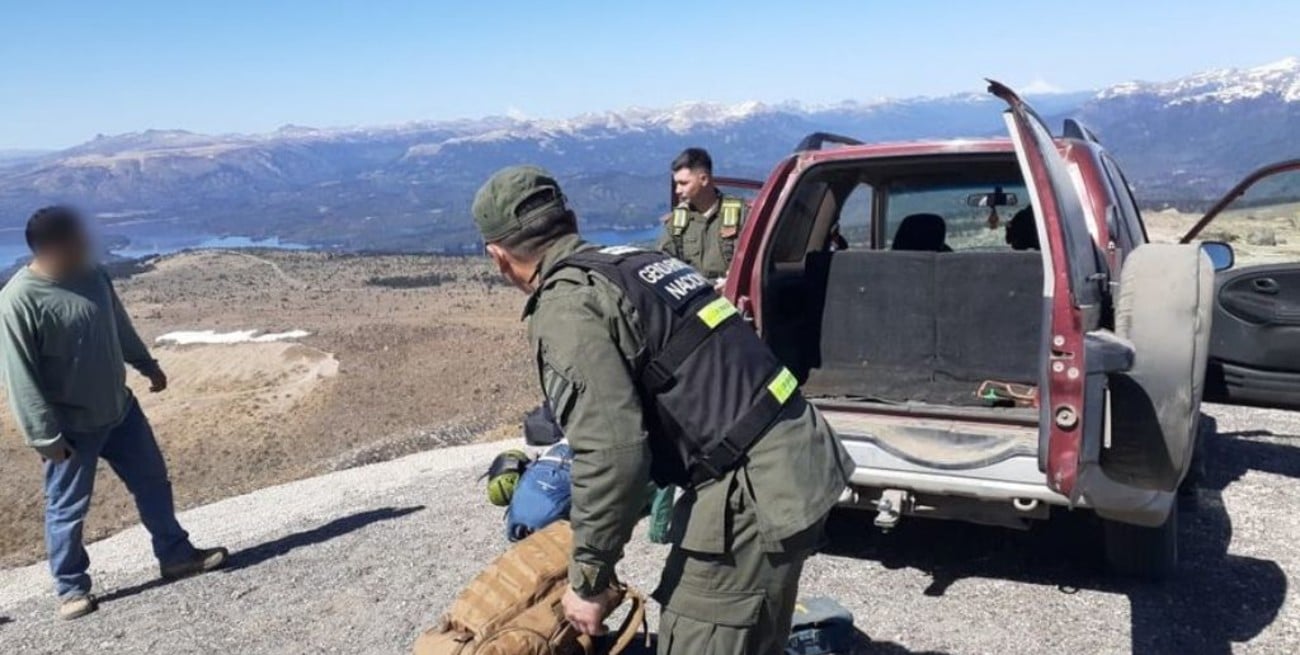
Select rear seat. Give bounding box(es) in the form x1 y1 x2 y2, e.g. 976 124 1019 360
935 252 1043 383
802 249 1044 404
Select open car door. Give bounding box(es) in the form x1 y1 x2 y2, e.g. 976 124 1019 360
988 81 1107 500
1181 159 1300 411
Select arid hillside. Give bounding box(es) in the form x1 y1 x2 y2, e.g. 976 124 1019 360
0 250 535 565
1146 201 1300 265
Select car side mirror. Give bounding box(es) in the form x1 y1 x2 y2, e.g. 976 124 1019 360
1201 241 1235 272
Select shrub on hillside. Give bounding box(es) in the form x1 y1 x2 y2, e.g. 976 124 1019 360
366 272 455 289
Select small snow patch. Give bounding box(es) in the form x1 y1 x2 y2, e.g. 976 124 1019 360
156 329 311 345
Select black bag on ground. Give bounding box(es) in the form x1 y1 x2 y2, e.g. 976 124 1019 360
524 403 563 446
786 597 856 655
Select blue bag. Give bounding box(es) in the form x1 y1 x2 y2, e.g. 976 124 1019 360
505 443 573 542
786 596 856 655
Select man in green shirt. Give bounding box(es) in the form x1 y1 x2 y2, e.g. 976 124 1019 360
0 207 227 620
471 166 853 654
656 147 747 282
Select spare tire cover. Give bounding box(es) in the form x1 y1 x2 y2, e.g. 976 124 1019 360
1103 244 1213 491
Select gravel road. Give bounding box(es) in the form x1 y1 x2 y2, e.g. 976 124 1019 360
0 403 1296 654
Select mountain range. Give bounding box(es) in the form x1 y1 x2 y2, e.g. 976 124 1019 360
1 58 1297 252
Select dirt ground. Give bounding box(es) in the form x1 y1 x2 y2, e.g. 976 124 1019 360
1145 201 1300 264
0 250 536 566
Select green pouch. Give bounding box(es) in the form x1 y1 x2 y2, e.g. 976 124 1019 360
647 485 675 544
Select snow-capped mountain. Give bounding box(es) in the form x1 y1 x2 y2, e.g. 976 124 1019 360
1099 57 1300 105
0 59 1295 252
1068 58 1300 203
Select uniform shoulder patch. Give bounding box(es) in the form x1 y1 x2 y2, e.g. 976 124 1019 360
720 197 744 230
541 361 578 427
671 207 690 233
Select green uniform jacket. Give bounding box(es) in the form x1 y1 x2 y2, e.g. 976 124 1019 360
523 234 853 595
655 192 745 280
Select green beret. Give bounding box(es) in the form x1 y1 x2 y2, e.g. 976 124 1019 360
472 165 569 243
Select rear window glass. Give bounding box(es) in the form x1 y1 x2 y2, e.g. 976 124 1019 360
885 182 1031 251
838 184 873 247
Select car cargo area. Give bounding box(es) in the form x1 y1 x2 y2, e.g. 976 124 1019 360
758 154 1047 469
801 249 1043 406
766 248 1045 467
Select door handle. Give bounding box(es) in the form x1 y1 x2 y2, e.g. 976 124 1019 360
1253 278 1280 295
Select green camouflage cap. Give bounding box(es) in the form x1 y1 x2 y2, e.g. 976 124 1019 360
472 165 568 243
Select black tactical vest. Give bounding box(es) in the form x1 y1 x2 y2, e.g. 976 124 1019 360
554 246 804 487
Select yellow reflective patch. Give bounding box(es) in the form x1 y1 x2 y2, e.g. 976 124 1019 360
696 297 738 328
768 368 798 404
721 199 742 228
672 207 689 231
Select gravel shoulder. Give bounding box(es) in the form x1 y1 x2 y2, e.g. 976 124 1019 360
0 404 1297 655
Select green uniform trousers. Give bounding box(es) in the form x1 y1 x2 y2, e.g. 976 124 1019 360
652 477 826 655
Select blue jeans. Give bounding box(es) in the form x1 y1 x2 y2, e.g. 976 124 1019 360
44 398 195 598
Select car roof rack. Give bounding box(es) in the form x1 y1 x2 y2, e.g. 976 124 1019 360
793 132 864 152
1062 118 1101 144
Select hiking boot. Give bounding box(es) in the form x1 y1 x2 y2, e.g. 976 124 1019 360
160 546 229 581
58 594 97 620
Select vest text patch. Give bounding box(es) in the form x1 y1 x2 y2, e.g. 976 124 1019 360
635 257 711 309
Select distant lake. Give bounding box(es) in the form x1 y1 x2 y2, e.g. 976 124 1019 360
0 217 313 268
0 221 662 267
585 225 661 246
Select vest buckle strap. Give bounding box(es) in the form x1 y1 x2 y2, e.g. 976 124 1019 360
690 429 750 485
689 376 801 485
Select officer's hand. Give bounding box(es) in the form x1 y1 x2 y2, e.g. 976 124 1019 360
562 586 619 636
147 368 168 393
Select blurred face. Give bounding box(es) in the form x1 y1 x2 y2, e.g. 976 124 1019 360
673 166 712 208
34 227 92 276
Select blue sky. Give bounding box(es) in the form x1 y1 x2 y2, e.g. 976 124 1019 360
1 0 1296 149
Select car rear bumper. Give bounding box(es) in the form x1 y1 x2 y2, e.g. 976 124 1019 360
838 437 1176 527
840 437 1070 506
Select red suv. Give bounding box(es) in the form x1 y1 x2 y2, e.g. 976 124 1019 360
717 82 1300 578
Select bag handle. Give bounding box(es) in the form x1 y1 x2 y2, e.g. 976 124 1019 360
547 585 649 655
605 587 650 655
549 600 598 654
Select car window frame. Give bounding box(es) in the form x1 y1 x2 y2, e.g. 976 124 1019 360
1100 155 1149 249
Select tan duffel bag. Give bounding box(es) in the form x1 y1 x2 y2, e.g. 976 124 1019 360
413 520 649 655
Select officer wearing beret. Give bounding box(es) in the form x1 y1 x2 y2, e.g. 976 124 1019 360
471 165 853 654
656 148 747 282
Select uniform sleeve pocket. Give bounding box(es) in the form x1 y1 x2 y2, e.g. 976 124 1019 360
661 586 766 628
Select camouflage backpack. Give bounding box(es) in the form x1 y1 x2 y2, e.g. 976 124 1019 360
413 521 648 655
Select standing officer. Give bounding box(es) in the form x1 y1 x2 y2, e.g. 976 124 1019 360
472 166 853 654
656 147 746 282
